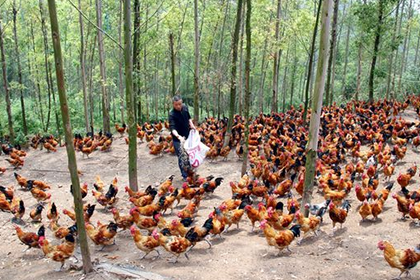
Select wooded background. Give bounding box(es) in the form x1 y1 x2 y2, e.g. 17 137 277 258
0 0 419 143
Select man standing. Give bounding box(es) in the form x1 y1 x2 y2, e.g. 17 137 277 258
169 95 196 180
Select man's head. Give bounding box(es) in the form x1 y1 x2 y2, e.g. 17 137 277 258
172 95 183 111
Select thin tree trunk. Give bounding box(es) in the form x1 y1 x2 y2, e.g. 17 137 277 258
78 0 89 132
302 0 333 217
289 44 297 108
223 0 243 148
391 0 405 95
271 0 282 112
356 42 362 101
325 0 339 106
30 22 45 131
397 0 412 95
118 0 124 124
237 3 246 116
368 0 384 102
96 0 110 133
341 0 351 98
386 0 400 99
414 28 420 67
241 0 251 176
12 1 28 135
143 4 149 122
123 0 138 191
281 47 289 112
46 0 93 273
303 0 322 122
88 34 96 132
169 33 176 96
39 0 53 132
49 61 61 138
193 0 200 122
0 18 15 143
133 0 140 123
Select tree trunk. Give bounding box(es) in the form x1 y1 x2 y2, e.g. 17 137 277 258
77 0 89 133
325 0 339 106
143 4 149 122
303 0 322 122
12 1 28 135
223 0 243 148
258 30 269 113
46 0 93 273
169 33 176 96
356 42 362 101
30 22 46 131
193 0 200 122
368 0 384 102
49 61 61 138
39 0 53 132
0 18 15 143
271 0 282 113
281 47 290 112
96 0 110 133
414 28 420 67
241 0 251 176
123 0 138 191
237 3 246 116
88 34 96 132
397 0 412 95
118 0 124 124
386 0 400 99
133 0 141 123
341 0 351 98
289 44 297 108
302 0 333 217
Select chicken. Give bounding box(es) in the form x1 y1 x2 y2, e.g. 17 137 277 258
185 218 213 249
131 203 162 217
177 196 202 219
30 204 44 222
92 184 118 208
158 189 178 214
129 207 160 231
0 185 14 201
43 142 57 152
304 200 331 222
38 234 75 270
393 193 411 220
397 173 411 189
85 221 118 249
0 195 11 212
408 203 420 225
0 166 6 175
355 185 370 203
93 175 105 192
12 200 25 221
6 158 24 168
217 200 248 231
129 187 157 207
49 221 78 239
244 204 264 231
70 183 88 199
273 179 293 197
378 240 420 279
153 228 192 262
294 210 321 242
383 164 395 181
115 123 126 136
157 175 175 197
157 216 194 237
358 200 372 221
259 220 301 254
125 185 153 199
202 177 224 193
328 200 351 233
14 172 28 189
32 180 51 190
14 225 45 250
371 195 385 221
28 181 51 202
111 208 134 230
219 146 231 160
130 225 160 259
47 202 59 222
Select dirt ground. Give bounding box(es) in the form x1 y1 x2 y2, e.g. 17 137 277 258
1 109 420 280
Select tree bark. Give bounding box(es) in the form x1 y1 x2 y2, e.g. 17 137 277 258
46 0 93 273
302 0 333 217
325 0 339 106
133 0 141 123
368 0 384 102
96 0 110 133
193 0 200 122
77 0 89 133
414 28 420 67
303 0 322 122
12 1 28 136
223 0 243 148
169 33 176 96
397 0 412 94
118 0 124 124
356 42 362 101
123 0 138 191
0 18 15 143
386 0 400 99
241 0 251 176
271 0 282 113
237 3 246 116
341 0 351 98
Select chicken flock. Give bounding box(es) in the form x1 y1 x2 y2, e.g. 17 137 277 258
1 96 420 278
